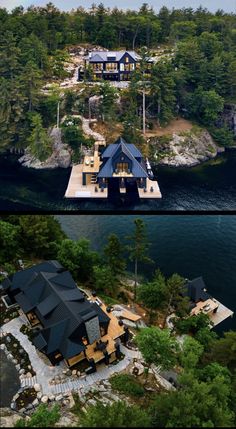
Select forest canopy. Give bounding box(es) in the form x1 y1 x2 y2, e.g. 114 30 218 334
0 2 235 152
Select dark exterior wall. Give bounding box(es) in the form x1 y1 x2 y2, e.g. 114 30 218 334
112 153 132 173
98 177 107 188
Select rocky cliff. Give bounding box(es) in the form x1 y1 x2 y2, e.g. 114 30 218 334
18 128 71 169
218 103 236 137
149 128 224 168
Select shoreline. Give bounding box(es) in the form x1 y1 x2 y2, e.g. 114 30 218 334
2 145 235 171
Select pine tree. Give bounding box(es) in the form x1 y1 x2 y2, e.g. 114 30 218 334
27 113 52 161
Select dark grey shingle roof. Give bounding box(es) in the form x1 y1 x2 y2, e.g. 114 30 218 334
98 137 147 179
6 261 111 361
86 50 139 62
184 277 211 303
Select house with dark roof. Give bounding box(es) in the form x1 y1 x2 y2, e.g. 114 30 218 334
1 261 125 368
79 50 153 81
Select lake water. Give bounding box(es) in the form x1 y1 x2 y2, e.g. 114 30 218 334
0 151 236 210
57 214 236 333
0 350 20 407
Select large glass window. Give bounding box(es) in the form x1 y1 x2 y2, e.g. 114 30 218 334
93 63 103 71
116 162 129 173
124 63 135 71
106 62 118 71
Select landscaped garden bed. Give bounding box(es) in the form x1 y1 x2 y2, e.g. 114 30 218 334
0 332 36 376
20 324 36 343
0 295 19 327
14 387 37 411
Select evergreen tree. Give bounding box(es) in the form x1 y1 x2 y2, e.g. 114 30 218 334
104 234 126 279
27 113 53 161
126 218 153 301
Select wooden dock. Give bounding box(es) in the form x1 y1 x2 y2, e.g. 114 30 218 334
65 166 162 200
209 299 234 327
138 178 162 199
65 165 107 199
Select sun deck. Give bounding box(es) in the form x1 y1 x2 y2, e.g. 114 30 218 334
138 178 162 199
65 164 108 198
66 293 124 366
209 299 234 327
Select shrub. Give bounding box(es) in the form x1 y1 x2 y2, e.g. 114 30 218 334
110 374 145 397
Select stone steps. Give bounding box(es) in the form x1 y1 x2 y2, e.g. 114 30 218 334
21 375 37 388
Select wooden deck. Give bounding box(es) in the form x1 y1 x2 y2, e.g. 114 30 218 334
66 293 125 366
138 178 162 199
65 164 108 198
209 299 234 327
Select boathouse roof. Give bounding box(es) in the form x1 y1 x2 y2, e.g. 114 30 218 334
97 137 148 179
184 277 211 303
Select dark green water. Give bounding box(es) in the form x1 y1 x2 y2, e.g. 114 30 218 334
0 151 236 210
57 214 236 332
0 350 20 407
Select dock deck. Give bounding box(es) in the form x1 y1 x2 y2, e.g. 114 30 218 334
138 178 162 199
65 165 107 198
65 167 162 200
210 299 234 327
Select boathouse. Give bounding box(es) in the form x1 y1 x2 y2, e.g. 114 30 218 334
1 261 125 369
65 137 162 199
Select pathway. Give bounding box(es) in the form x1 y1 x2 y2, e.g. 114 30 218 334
1 317 141 396
61 114 106 144
1 316 66 394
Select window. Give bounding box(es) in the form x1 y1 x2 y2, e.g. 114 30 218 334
125 56 129 63
116 162 129 173
106 62 118 71
124 63 134 71
93 63 103 71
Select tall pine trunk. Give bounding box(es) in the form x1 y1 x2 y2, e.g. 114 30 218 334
134 257 138 301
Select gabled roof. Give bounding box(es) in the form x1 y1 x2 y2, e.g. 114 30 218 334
97 137 148 179
86 50 140 62
6 261 110 360
183 277 211 303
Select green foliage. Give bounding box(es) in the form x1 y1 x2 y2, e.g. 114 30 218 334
126 218 153 300
174 312 212 335
138 269 167 312
99 83 118 122
27 113 53 161
110 374 145 397
80 400 151 427
104 234 126 279
92 265 116 296
0 220 20 264
209 125 235 147
15 404 60 427
62 116 94 157
180 336 204 370
18 215 65 258
39 92 60 127
186 87 224 125
205 331 236 371
57 238 99 283
149 370 235 427
0 215 64 265
1 5 236 152
136 326 179 369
